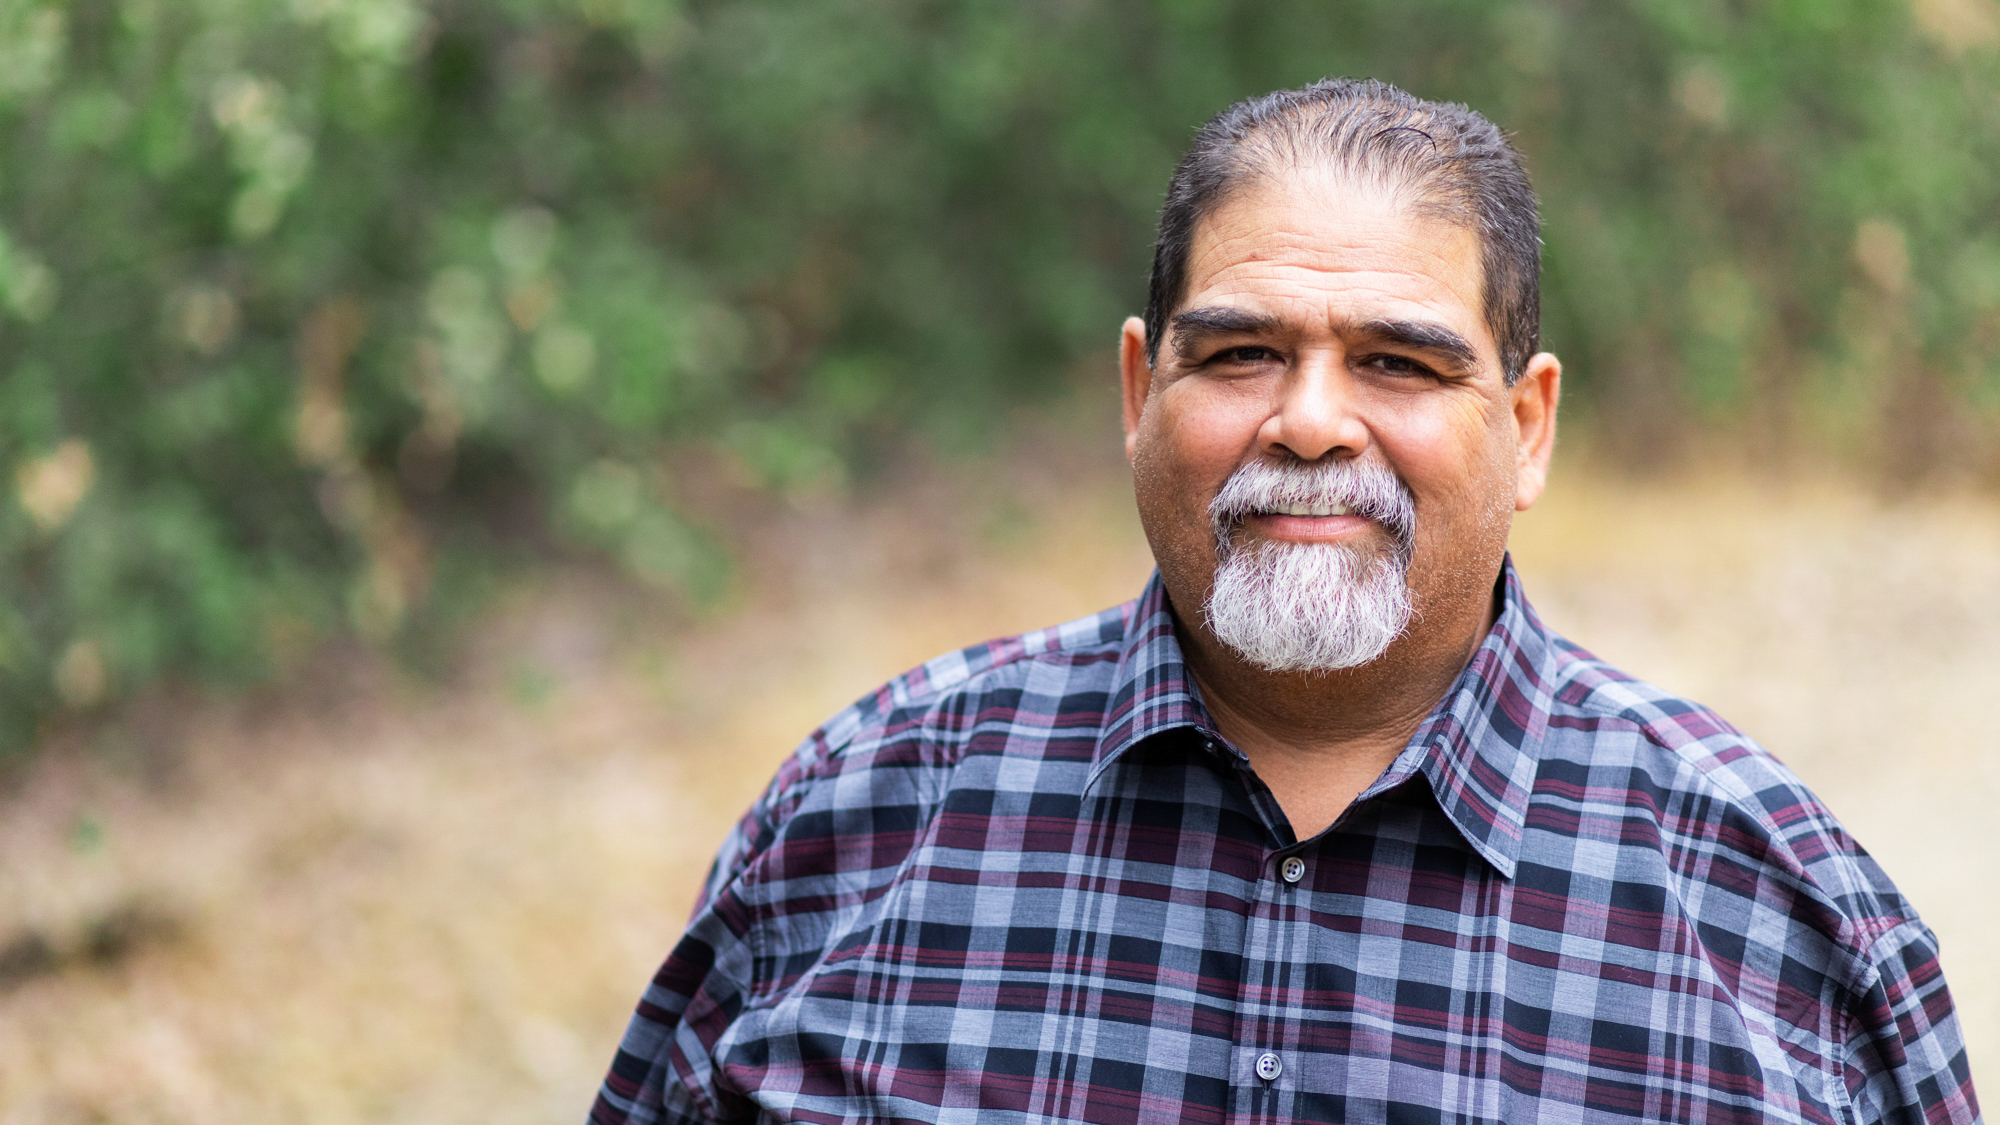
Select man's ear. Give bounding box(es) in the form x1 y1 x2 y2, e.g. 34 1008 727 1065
1120 316 1152 463
1511 351 1561 512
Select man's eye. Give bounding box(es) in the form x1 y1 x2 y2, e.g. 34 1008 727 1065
1363 353 1435 378
1215 346 1276 364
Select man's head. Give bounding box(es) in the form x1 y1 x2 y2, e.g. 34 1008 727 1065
1119 78 1560 676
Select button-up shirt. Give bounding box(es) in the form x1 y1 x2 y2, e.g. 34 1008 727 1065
592 560 1978 1124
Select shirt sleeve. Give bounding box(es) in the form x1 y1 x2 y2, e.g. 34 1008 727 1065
1841 919 1981 1125
588 842 761 1123
588 758 807 1125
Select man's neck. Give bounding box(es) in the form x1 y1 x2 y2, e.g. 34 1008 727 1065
1176 578 1502 841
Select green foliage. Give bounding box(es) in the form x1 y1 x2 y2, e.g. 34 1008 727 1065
2 0 1997 744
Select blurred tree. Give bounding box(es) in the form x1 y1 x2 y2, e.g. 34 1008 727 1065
2 0 1997 746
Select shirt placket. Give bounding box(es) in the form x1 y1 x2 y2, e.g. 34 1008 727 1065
1210 739 1314 1125
1232 841 1321 1123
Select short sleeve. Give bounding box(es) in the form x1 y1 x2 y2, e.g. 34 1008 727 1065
1841 919 1981 1125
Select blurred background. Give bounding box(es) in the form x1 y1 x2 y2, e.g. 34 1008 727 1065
3 0 1999 1120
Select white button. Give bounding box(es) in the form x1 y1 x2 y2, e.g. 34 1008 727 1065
1255 1052 1283 1081
1280 856 1306 884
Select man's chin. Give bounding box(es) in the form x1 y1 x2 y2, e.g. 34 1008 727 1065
1203 538 1414 674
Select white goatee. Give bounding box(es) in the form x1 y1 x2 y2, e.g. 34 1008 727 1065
1202 457 1417 673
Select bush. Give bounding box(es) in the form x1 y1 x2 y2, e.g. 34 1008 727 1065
3 0 1997 746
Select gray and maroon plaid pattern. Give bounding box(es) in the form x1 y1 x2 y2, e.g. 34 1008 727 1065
594 559 1977 1124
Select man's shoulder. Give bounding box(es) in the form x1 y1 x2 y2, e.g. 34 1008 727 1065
1531 632 1909 935
814 599 1133 754
695 598 1139 908
755 599 1135 805
1541 634 1759 766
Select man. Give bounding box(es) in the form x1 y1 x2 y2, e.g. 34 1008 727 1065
593 79 1978 1124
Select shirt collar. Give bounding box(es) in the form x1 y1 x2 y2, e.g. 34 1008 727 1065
1088 555 1557 879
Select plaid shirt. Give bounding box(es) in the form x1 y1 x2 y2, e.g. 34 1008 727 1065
594 559 1978 1124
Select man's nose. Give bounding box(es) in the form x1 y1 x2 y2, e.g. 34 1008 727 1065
1257 352 1369 462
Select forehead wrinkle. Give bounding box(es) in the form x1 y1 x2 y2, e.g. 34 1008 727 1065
1185 222 1478 308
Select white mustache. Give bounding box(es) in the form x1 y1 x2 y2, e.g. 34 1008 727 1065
1207 457 1417 560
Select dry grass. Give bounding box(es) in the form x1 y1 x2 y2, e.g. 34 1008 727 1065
1 443 1995 1122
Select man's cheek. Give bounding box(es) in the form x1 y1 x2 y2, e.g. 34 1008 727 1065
1397 393 1489 449
1387 405 1498 500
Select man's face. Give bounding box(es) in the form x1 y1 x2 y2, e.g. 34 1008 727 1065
1120 170 1559 668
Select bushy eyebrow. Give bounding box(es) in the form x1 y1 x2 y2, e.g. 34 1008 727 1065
1168 306 1281 357
1167 307 1485 375
1356 318 1480 374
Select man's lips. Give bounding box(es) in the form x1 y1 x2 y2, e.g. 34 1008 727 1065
1240 510 1376 543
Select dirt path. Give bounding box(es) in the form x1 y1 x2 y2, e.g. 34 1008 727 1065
2 459 1994 1122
